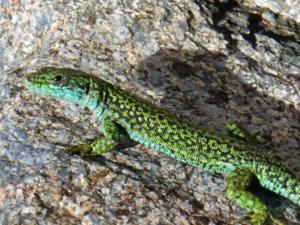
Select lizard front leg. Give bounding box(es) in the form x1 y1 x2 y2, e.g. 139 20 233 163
67 116 121 156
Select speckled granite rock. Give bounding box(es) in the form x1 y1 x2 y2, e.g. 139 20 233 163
1 0 300 224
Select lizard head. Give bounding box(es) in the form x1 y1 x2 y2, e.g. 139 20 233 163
22 67 91 104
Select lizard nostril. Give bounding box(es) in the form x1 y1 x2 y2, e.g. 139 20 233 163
27 74 36 82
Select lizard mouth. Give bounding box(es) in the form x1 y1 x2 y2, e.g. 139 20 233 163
22 72 55 94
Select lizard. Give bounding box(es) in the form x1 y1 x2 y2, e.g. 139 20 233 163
22 67 300 225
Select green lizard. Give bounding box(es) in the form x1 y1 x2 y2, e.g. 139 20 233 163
22 67 300 225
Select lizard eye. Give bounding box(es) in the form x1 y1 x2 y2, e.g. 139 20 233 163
53 75 63 83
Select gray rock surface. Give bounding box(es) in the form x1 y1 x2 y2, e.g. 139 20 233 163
1 0 300 224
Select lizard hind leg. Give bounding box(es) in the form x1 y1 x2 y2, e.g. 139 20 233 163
227 122 257 144
226 168 270 225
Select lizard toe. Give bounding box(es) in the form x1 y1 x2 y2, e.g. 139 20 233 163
66 141 92 156
241 212 268 225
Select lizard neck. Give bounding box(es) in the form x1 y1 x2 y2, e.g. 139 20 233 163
80 77 106 115
72 78 105 114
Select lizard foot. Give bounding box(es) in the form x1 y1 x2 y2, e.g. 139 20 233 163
66 141 92 156
240 212 268 225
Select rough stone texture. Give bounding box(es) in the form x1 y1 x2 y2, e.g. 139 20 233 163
1 0 300 224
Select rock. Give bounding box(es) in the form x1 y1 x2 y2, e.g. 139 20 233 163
1 0 299 224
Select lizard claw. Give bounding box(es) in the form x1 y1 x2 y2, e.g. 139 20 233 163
66 141 92 156
270 215 284 225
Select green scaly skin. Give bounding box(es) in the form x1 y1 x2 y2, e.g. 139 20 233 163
23 67 300 225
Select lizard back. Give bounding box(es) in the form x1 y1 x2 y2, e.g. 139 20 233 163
98 79 267 172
